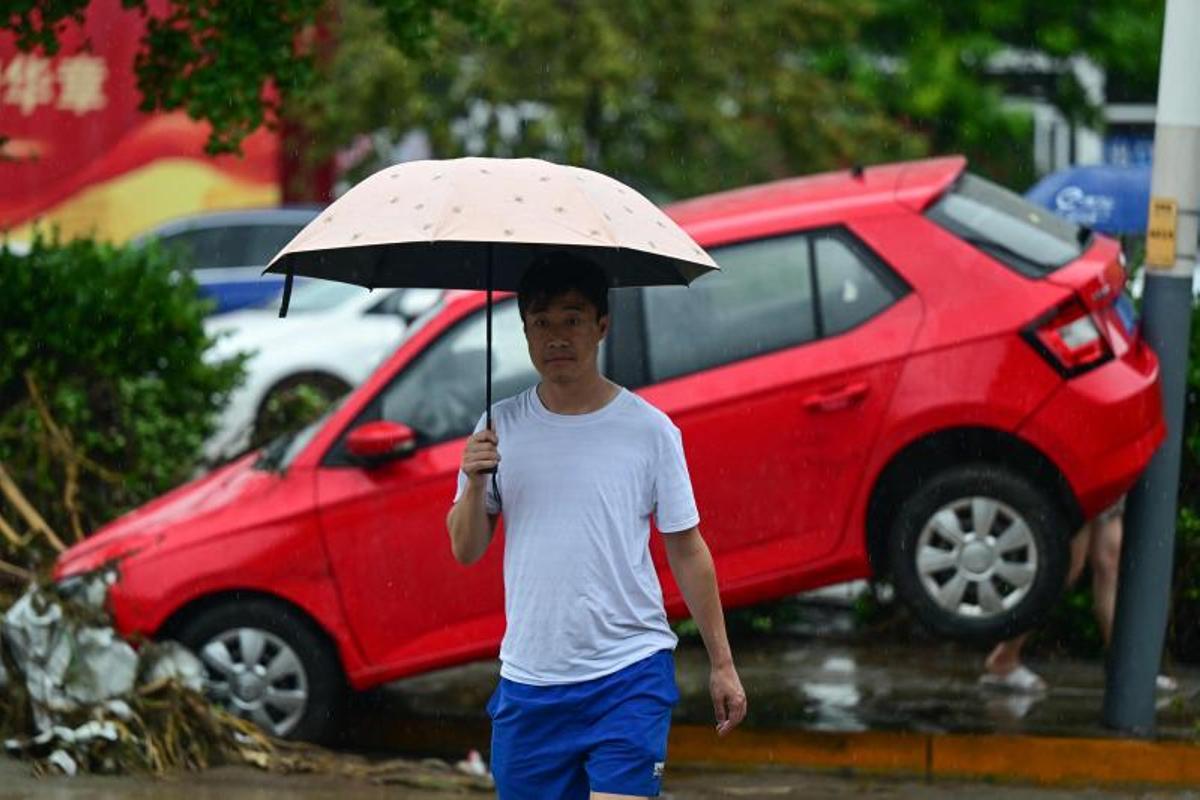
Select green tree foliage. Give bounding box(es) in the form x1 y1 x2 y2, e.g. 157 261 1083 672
300 0 929 200
0 0 501 154
0 236 244 559
852 0 1165 187
302 0 1164 199
1169 299 1200 661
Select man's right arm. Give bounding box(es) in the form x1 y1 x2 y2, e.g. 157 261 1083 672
446 429 500 565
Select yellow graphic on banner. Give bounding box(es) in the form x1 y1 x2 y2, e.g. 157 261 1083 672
7 158 279 244
1146 196 1179 269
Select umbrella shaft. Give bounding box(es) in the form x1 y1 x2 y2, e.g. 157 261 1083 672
486 247 493 430
482 245 498 483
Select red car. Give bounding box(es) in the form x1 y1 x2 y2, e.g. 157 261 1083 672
55 156 1164 740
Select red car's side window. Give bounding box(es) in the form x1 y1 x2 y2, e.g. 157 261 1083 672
642 233 817 383
812 233 904 337
641 229 905 383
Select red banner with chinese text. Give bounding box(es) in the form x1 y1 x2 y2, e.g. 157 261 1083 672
0 0 280 243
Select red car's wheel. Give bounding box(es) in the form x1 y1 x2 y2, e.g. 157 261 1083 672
889 463 1071 643
176 598 345 742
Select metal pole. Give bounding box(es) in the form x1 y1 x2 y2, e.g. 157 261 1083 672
1103 0 1200 734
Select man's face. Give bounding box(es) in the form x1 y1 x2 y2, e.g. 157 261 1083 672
522 289 609 384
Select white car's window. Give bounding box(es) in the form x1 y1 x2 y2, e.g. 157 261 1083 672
258 281 364 312
366 288 444 321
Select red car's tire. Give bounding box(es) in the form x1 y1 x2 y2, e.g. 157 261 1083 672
888 463 1071 643
175 598 345 742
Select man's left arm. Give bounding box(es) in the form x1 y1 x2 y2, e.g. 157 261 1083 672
663 527 747 736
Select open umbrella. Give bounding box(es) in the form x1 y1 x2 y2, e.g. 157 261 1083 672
263 157 718 428
1024 164 1152 235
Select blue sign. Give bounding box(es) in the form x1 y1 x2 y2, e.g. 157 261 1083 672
1104 134 1155 168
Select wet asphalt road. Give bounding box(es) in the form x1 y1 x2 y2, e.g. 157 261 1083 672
4 606 1198 797
0 761 1197 799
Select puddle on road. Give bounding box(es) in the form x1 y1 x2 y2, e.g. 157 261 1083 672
346 623 1199 754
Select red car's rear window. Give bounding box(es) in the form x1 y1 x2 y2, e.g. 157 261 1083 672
926 173 1092 278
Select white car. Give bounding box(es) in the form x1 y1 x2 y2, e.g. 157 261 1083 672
202 281 442 461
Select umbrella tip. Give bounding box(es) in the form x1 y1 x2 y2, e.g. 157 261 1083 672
850 163 865 180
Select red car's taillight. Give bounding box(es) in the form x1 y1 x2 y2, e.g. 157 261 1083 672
1023 298 1113 377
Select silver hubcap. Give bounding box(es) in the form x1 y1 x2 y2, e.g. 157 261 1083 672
916 497 1038 618
199 628 309 737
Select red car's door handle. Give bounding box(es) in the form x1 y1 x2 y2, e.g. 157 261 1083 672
804 382 870 412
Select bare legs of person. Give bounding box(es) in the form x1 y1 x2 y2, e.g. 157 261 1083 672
1088 514 1122 646
982 513 1176 692
981 523 1094 691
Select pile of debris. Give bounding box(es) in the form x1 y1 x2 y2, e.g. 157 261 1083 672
0 573 493 792
0 571 274 777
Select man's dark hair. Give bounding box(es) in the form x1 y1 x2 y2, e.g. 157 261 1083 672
517 251 609 320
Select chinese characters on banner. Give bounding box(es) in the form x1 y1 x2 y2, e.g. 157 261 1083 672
0 54 108 116
0 0 279 243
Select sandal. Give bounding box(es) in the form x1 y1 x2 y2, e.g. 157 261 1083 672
979 664 1048 694
1156 674 1179 692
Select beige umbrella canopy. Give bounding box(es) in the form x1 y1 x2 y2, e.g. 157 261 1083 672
263 157 718 422
265 156 716 293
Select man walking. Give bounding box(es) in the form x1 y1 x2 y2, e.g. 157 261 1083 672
447 253 747 800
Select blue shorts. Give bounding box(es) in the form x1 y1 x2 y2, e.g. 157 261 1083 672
487 650 679 799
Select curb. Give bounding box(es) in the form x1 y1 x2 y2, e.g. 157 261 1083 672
349 716 1200 788
668 725 1200 788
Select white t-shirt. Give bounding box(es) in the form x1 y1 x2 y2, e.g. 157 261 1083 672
454 385 699 685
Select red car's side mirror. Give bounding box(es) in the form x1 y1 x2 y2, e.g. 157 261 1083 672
346 421 417 466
